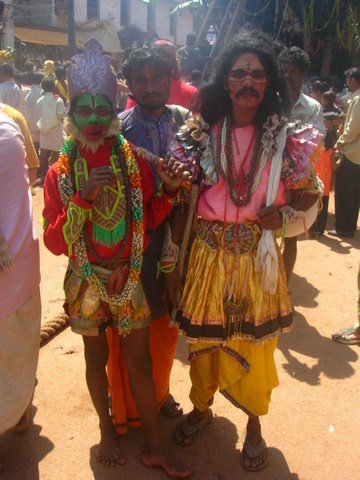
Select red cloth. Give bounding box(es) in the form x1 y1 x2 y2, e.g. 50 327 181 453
315 147 333 196
107 314 178 433
126 77 198 111
43 137 174 259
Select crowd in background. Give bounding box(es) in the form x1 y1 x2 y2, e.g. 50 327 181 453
0 27 360 475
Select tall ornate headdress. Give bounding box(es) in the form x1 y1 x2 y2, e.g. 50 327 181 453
67 38 117 111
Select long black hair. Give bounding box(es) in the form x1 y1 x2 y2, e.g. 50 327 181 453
198 30 291 127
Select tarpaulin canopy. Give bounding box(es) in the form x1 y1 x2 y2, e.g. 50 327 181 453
14 19 122 53
14 25 71 47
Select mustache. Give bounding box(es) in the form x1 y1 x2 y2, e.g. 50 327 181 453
234 87 260 99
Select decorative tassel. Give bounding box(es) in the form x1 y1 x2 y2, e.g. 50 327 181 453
92 218 125 247
111 219 126 244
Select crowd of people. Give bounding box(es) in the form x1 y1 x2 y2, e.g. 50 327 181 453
0 27 359 477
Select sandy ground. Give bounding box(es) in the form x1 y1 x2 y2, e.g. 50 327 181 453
1 189 359 480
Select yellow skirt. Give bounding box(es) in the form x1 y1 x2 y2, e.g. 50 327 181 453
178 233 292 343
177 225 291 416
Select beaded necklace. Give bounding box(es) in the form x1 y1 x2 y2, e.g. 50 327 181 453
216 114 264 207
57 135 144 335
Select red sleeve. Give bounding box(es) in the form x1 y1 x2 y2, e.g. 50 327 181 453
42 164 92 256
43 157 175 256
138 157 176 231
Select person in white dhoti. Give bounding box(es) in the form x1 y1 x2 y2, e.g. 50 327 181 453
0 112 41 473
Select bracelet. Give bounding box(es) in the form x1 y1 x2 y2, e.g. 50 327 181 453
160 223 179 264
279 205 305 225
157 261 177 278
279 205 307 239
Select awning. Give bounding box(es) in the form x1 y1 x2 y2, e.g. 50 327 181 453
14 19 122 53
14 25 71 47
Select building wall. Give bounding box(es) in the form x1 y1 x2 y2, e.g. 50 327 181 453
155 3 174 43
99 0 120 28
75 0 148 32
75 0 88 23
175 9 193 46
13 0 193 48
128 0 147 32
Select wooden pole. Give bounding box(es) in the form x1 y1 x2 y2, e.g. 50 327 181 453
67 0 76 56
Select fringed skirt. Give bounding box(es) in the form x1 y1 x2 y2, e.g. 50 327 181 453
176 219 293 416
177 219 292 343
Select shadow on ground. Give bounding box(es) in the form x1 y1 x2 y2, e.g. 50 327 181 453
88 415 298 480
0 406 54 480
316 233 359 255
290 272 320 308
278 310 358 385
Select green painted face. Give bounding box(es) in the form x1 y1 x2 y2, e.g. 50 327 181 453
73 93 113 141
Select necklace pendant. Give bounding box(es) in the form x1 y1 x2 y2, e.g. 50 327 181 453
224 298 248 334
224 298 248 317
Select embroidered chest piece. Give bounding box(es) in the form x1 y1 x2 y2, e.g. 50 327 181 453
74 152 127 247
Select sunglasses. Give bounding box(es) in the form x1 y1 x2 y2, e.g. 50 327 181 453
229 68 267 82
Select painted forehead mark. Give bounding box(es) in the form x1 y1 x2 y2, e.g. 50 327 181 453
144 67 152 81
134 66 155 78
232 54 264 71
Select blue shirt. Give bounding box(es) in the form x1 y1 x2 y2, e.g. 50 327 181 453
119 105 179 156
118 104 190 319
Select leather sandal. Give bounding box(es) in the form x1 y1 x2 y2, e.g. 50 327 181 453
240 436 269 472
173 409 213 447
161 394 183 419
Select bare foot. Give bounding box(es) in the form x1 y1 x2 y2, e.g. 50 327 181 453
140 451 192 479
95 430 126 467
240 417 268 472
12 406 30 435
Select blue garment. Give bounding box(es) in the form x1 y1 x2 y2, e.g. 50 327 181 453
118 105 184 319
119 105 180 184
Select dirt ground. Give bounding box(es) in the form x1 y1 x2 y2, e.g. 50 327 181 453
1 189 359 480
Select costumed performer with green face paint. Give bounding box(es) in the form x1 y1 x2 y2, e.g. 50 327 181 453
42 38 191 478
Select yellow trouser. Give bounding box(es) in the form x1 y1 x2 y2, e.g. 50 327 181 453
189 337 279 417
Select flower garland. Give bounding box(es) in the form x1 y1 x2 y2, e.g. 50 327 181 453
57 135 144 336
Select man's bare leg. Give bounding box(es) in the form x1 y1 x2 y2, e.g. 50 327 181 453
38 149 50 179
49 151 59 166
241 416 268 470
283 236 297 285
82 333 125 467
12 405 31 434
122 327 191 479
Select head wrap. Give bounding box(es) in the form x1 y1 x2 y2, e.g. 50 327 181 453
43 60 55 76
67 38 117 111
0 47 14 65
154 39 176 48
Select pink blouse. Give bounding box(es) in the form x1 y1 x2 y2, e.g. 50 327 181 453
197 124 286 223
